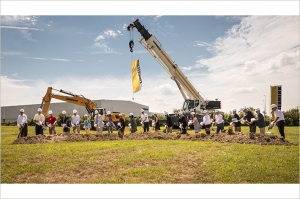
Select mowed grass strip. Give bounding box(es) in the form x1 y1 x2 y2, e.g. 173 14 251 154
1 126 299 183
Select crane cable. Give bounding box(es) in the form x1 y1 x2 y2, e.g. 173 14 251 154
129 27 135 100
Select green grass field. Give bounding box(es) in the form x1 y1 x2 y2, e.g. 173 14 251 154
1 126 299 183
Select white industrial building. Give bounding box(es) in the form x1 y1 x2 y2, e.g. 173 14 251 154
1 99 149 123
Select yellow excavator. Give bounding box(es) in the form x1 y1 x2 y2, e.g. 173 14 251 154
40 87 125 129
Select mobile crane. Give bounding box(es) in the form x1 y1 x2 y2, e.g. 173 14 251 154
40 87 125 129
127 19 221 123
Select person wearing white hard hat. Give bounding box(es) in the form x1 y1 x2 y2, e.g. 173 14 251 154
83 114 91 134
215 110 224 134
46 110 57 135
61 110 70 133
232 109 241 132
178 112 187 134
129 113 137 133
17 109 28 137
242 108 257 139
255 108 266 136
117 113 125 139
106 111 116 134
71 109 80 134
271 104 285 139
33 108 45 135
164 112 173 133
94 110 104 135
202 110 211 134
191 112 200 134
141 109 149 133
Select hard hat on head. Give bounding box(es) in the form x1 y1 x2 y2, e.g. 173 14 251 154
62 110 66 114
233 109 236 112
95 110 99 114
37 108 42 112
129 113 133 116
164 111 168 115
84 114 88 117
73 110 77 114
48 110 53 115
179 111 183 115
20 109 24 112
119 113 123 117
107 111 111 115
243 107 247 110
255 108 260 111
271 104 277 108
203 110 207 113
191 112 195 115
141 109 144 112
216 110 220 112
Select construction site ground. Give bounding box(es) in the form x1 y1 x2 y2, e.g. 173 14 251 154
13 130 295 146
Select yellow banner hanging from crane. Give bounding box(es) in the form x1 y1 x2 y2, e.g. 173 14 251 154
132 59 142 93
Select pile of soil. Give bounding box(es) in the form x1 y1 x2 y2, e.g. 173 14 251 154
12 131 295 146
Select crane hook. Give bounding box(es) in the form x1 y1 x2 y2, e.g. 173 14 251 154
129 40 134 52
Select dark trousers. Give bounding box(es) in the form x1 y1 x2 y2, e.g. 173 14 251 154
20 123 28 137
63 127 70 133
35 125 43 135
277 120 285 138
205 124 211 134
180 127 187 134
143 122 149 132
249 124 257 133
118 128 125 139
216 123 224 133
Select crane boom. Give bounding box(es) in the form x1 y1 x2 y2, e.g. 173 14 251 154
128 19 221 113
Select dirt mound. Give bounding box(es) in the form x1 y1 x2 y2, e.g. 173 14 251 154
12 132 295 146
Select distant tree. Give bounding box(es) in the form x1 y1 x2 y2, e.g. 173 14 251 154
283 108 299 126
173 109 181 114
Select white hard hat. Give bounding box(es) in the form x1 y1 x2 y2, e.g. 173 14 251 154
164 111 168 115
20 109 24 112
216 110 220 112
107 111 111 115
233 109 236 112
271 104 277 108
129 113 133 116
84 114 88 117
251 118 256 121
95 110 99 114
203 110 207 113
141 109 144 112
191 112 195 115
37 108 42 112
48 110 53 114
119 113 123 117
73 110 77 113
62 110 66 114
242 107 247 110
255 108 260 111
179 111 183 115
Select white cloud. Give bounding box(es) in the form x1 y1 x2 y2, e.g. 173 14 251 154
154 84 177 95
51 58 69 62
75 60 83 62
12 73 18 77
93 29 121 54
98 60 104 62
1 51 23 56
0 26 40 30
1 15 41 42
197 16 299 71
154 15 163 21
231 87 257 93
23 57 47 60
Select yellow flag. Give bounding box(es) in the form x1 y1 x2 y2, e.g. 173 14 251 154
132 59 142 93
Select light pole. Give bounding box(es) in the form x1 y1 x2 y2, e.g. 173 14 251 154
264 95 266 115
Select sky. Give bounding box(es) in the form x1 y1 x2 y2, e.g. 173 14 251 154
1 2 299 117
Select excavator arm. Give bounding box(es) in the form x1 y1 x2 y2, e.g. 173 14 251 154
40 87 98 117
